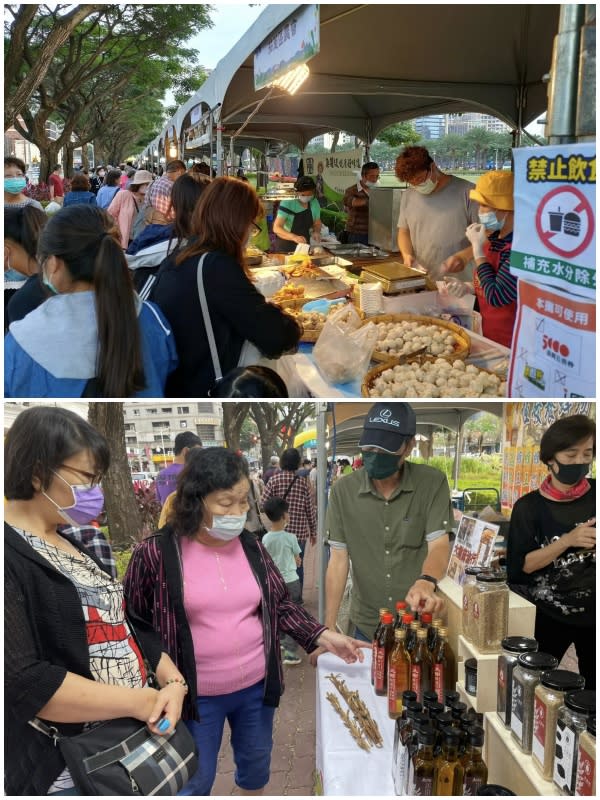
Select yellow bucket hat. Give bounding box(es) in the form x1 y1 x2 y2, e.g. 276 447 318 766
469 170 514 211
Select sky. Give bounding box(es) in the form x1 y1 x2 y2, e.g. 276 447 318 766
189 3 265 70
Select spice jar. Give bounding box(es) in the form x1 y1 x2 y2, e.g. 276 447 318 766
532 670 586 779
510 652 559 753
553 690 596 795
575 716 596 796
470 572 509 653
497 636 538 728
465 658 478 696
462 567 486 644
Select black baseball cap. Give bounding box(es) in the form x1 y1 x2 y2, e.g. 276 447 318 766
359 403 416 454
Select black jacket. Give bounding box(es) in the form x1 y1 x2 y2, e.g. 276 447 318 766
151 249 301 396
4 523 163 796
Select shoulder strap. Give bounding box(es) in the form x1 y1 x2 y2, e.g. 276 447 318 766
196 253 222 381
283 474 299 501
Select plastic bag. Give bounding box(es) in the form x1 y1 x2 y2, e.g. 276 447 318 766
313 305 378 384
238 340 310 397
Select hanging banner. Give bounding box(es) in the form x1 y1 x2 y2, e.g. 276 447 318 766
508 278 595 398
302 149 364 202
190 105 202 125
500 402 594 512
254 4 320 90
510 143 595 299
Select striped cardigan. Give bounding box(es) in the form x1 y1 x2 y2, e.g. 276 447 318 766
123 526 326 718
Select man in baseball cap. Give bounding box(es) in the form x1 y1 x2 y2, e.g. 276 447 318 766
312 402 452 659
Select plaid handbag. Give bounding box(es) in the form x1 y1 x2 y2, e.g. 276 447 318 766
30 715 198 795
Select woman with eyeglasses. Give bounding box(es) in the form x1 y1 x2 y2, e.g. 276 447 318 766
4 407 188 796
151 176 302 397
4 204 178 397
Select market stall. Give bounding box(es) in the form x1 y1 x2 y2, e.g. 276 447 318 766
249 248 510 398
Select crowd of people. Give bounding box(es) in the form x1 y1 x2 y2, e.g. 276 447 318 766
4 144 524 398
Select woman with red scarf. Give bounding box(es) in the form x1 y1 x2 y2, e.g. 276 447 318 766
507 414 595 688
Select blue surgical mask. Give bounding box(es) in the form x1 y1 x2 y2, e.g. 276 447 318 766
42 268 59 295
478 211 504 231
205 513 247 541
5 177 27 194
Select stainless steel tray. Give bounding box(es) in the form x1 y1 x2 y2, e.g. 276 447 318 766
323 244 389 258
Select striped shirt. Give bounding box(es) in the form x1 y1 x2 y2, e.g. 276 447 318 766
260 471 317 542
123 527 325 717
476 231 516 307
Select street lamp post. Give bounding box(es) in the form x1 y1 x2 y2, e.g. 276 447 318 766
159 428 170 468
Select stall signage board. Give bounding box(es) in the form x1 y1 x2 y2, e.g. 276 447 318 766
508 278 595 398
303 148 364 198
190 105 202 125
446 515 500 586
510 143 595 299
254 4 320 90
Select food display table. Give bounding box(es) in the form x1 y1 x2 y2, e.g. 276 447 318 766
315 651 395 795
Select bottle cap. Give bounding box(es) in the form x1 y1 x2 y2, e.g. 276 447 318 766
406 701 423 718
381 612 394 624
445 691 460 707
396 600 408 610
517 652 559 672
467 725 485 747
539 669 586 692
428 702 445 718
564 690 596 715
420 612 433 624
379 607 390 617
451 702 468 718
438 626 448 637
475 785 516 795
402 613 415 624
417 628 427 639
423 690 438 705
418 726 437 746
500 636 538 654
443 728 461 745
475 571 506 583
465 566 485 576
436 711 454 728
394 628 407 640
402 690 418 703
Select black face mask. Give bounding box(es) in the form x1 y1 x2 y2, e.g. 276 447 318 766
551 458 591 486
361 450 401 479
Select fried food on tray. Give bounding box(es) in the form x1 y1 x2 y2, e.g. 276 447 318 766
271 283 305 303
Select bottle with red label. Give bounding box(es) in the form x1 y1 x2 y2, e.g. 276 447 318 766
394 600 408 629
406 619 421 657
428 618 443 652
388 627 411 719
431 626 455 697
410 628 432 703
374 611 395 696
371 607 390 685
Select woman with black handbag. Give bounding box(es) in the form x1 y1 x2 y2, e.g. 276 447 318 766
5 407 195 796
507 413 596 688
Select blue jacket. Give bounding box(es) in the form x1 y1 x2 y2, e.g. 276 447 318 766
63 191 97 206
127 223 174 255
5 291 178 397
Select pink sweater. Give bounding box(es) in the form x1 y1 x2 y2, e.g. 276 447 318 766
180 536 266 696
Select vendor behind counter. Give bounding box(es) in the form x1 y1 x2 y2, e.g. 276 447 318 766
272 176 322 252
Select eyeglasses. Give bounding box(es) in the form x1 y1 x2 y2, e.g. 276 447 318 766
58 464 103 487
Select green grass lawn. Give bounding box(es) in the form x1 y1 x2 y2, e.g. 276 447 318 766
378 170 485 187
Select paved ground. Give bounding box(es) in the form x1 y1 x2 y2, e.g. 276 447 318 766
212 540 320 796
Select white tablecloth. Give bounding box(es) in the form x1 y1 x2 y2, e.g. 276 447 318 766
315 650 396 795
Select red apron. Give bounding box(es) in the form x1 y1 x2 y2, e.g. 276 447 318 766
473 237 516 348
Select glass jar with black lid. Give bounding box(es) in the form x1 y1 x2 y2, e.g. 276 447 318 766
497 635 538 728
510 651 559 753
553 690 596 795
532 670 585 779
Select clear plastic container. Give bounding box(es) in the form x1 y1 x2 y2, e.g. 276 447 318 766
554 690 596 795
510 652 559 753
461 567 485 644
470 572 509 653
497 636 538 728
532 670 586 779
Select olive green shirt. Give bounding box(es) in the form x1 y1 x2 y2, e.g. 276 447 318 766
325 462 452 637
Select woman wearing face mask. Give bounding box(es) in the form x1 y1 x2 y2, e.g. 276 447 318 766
4 204 178 397
151 177 301 397
107 169 153 249
5 156 45 297
5 406 188 796
272 176 322 252
507 414 596 689
124 447 367 796
443 170 518 348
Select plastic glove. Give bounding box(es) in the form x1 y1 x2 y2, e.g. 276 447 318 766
465 223 488 260
444 277 474 298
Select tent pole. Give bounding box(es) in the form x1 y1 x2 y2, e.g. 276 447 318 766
316 401 328 623
546 4 586 143
453 411 463 490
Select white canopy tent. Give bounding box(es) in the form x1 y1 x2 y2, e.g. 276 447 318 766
141 4 561 167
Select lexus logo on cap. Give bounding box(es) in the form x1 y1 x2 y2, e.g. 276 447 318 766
381 409 393 419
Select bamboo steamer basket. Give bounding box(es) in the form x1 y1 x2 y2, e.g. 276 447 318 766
366 313 470 364
361 354 506 398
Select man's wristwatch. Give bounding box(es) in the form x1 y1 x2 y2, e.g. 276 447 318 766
417 574 439 589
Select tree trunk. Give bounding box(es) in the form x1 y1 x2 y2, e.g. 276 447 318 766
40 143 62 185
88 403 142 547
222 403 250 451
65 143 75 176
81 145 90 170
331 131 340 152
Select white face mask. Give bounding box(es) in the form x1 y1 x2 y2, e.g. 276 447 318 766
205 512 247 541
411 174 437 195
298 194 314 204
364 180 379 189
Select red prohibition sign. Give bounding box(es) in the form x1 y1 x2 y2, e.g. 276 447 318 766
535 185 594 258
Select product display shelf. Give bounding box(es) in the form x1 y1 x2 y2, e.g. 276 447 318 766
483 711 560 796
456 635 499 713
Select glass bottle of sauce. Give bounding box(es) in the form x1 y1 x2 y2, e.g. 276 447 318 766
412 725 437 796
497 636 538 728
371 607 390 685
394 600 408 628
461 725 488 796
406 619 421 656
434 728 464 796
388 628 411 719
532 670 586 780
431 626 455 697
428 618 443 652
411 627 432 703
374 611 395 696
